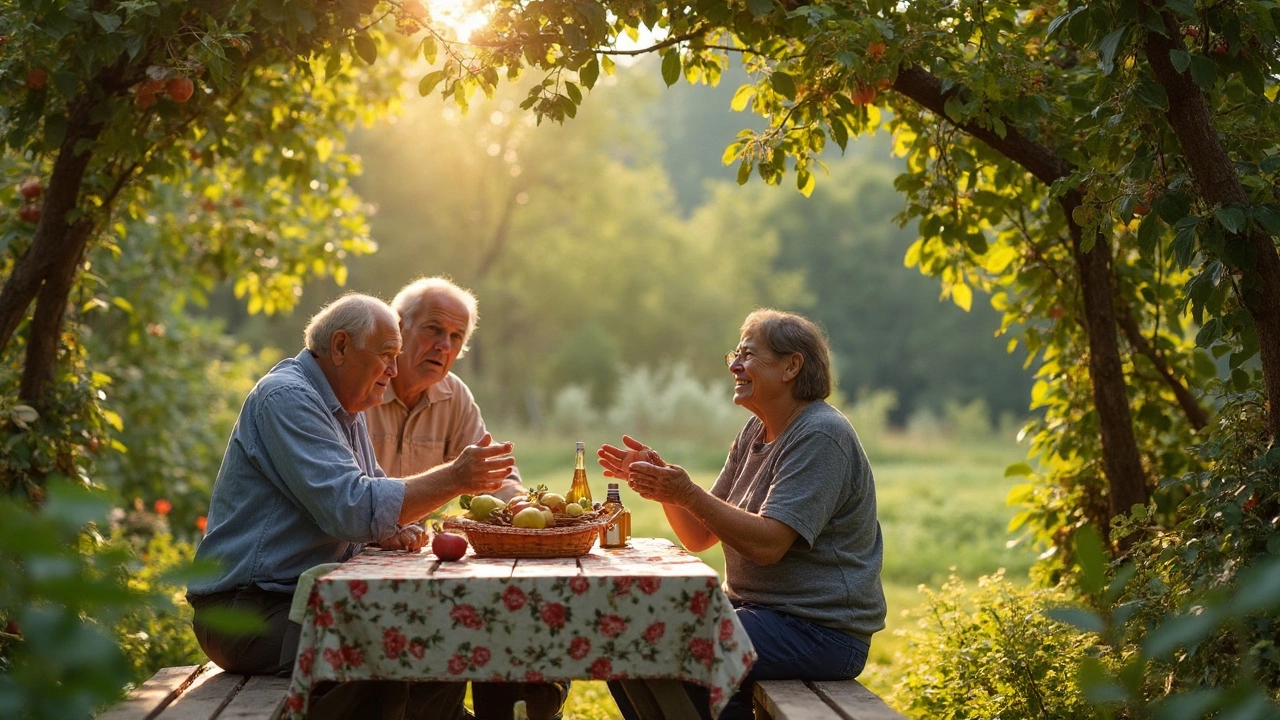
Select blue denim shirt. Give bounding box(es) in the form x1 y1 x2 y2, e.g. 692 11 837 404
188 350 406 596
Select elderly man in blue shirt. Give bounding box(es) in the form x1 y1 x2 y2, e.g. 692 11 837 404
187 293 514 720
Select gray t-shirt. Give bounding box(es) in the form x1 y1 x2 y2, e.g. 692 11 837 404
711 401 886 641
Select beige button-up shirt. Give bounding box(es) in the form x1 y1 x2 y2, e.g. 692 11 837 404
366 373 522 491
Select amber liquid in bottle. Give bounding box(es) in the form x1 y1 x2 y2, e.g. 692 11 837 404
600 483 631 549
566 441 592 506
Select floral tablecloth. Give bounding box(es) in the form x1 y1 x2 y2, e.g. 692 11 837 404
285 537 755 718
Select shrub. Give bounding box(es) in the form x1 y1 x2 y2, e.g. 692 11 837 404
888 570 1095 719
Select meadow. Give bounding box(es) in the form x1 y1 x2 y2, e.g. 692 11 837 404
495 426 1038 718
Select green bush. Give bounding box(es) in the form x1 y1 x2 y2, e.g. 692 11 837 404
112 531 206 685
886 570 1095 720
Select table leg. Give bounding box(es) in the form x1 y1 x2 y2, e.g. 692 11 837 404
618 679 702 719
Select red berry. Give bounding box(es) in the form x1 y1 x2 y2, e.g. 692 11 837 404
18 203 41 223
26 69 47 89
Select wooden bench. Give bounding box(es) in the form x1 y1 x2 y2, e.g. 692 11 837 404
755 679 906 720
97 663 288 720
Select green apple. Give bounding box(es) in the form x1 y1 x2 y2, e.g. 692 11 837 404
513 507 548 529
466 494 506 521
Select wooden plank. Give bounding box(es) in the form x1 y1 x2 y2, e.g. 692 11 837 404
810 680 906 720
217 675 290 720
154 666 243 719
97 665 205 720
616 679 703 720
754 680 843 720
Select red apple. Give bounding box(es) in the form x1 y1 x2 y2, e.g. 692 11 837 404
18 203 40 223
26 69 46 90
19 179 42 200
167 77 194 103
431 531 468 561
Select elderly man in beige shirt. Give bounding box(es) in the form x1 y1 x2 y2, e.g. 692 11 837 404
366 277 569 720
366 277 524 499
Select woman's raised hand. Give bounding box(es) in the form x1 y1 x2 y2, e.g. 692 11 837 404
597 435 664 481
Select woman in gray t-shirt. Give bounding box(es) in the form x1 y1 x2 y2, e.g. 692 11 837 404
600 309 886 720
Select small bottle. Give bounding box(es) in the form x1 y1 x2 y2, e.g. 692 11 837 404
566 441 592 507
599 483 631 549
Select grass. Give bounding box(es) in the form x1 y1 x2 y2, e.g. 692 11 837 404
497 429 1037 717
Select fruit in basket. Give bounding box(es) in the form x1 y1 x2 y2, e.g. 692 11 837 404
541 493 567 512
432 531 468 561
466 494 506 521
541 508 557 527
513 506 548 529
564 503 585 517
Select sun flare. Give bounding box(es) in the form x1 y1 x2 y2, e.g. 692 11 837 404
421 0 490 43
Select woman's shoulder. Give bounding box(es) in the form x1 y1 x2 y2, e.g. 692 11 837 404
797 401 855 435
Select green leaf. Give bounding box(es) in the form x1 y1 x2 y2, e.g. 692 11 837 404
731 85 756 112
1241 60 1265 96
829 119 849 151
1169 49 1190 73
92 11 122 33
797 169 815 197
661 50 682 87
770 72 797 100
421 35 438 65
1165 0 1196 18
1142 610 1219 659
1229 557 1280 614
579 58 600 90
565 81 582 104
1003 458 1034 476
748 0 774 18
1045 606 1105 634
418 71 446 97
1214 205 1246 234
1097 27 1128 75
1195 318 1222 347
736 159 752 185
1075 524 1108 595
353 34 378 65
1189 54 1216 88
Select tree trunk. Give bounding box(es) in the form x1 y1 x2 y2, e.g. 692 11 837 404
0 96 103 360
19 221 93 406
1061 193 1152 520
893 66 1151 525
1144 9 1280 442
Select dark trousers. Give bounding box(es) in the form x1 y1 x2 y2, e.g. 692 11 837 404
609 602 871 720
472 680 570 720
190 585 466 720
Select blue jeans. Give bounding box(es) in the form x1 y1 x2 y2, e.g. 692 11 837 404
609 602 870 719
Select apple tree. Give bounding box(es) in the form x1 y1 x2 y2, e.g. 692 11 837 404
398 0 1280 546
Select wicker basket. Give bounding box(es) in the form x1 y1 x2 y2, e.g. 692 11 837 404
441 517 604 558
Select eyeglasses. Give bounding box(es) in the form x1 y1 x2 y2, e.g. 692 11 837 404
725 349 756 367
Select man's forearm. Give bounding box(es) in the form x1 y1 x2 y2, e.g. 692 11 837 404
399 465 464 524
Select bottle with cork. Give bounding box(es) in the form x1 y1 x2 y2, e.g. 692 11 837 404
566 441 592 507
599 482 631 548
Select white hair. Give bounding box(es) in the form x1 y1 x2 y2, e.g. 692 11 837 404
304 293 395 355
391 277 479 356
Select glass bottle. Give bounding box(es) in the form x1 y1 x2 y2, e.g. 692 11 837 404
566 441 592 507
599 483 631 549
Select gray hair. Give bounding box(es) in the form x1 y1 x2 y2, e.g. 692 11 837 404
740 308 833 402
391 277 479 357
304 293 396 355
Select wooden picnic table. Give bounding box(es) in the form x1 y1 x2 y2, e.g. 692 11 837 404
284 536 756 719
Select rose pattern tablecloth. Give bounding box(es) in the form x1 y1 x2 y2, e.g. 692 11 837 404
285 537 755 718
